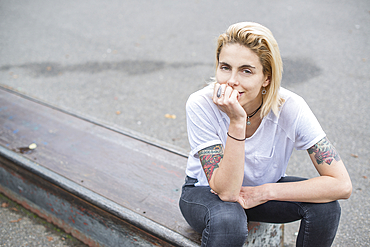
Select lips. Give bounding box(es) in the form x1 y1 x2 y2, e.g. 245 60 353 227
238 92 244 100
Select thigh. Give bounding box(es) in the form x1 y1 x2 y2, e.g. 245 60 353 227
179 178 218 232
245 200 304 223
179 177 247 233
246 176 308 223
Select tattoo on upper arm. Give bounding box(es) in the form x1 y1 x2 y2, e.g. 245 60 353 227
198 144 223 181
308 137 341 165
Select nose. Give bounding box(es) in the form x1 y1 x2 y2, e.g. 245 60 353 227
227 72 239 87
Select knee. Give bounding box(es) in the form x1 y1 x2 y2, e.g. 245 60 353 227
209 202 248 236
329 200 341 215
199 202 249 246
297 201 341 246
320 200 341 219
304 200 341 224
326 200 341 223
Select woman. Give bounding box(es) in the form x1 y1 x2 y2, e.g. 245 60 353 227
179 22 352 247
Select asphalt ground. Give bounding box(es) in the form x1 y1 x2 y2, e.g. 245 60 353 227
0 0 369 246
0 193 86 247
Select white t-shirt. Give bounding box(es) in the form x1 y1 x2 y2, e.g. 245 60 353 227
185 84 325 187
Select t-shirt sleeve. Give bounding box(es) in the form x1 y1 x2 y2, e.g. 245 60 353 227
186 94 223 157
294 97 326 150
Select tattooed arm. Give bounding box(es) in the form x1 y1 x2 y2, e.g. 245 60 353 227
198 144 223 182
301 137 352 200
307 137 341 165
302 137 352 201
198 138 245 202
238 137 352 209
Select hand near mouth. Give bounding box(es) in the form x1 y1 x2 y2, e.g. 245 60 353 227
213 83 247 123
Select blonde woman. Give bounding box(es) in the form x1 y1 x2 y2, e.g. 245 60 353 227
179 22 352 247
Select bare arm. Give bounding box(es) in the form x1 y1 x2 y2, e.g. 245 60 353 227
199 128 245 202
238 137 352 209
198 144 223 182
198 83 247 202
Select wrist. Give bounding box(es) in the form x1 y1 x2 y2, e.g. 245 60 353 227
228 119 246 136
229 117 247 127
261 183 274 201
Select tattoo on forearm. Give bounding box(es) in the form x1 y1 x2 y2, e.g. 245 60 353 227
308 137 341 165
198 144 223 181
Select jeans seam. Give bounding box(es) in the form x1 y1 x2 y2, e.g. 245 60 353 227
180 197 211 246
290 201 310 247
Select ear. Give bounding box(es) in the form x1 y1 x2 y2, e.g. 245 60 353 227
262 76 270 87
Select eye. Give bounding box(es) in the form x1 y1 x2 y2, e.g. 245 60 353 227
220 65 230 71
242 69 252 74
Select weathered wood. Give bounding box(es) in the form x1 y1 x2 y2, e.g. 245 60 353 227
0 154 175 247
0 88 198 242
0 88 283 246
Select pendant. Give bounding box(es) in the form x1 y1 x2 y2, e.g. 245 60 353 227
247 118 251 125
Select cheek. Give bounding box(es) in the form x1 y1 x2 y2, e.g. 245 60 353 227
241 81 262 94
216 71 228 84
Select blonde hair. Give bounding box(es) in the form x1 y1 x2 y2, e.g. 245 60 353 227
215 22 284 118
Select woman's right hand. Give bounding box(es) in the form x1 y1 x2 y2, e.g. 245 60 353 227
213 83 247 123
207 83 247 200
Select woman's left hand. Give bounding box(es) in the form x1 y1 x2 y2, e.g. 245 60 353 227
237 186 269 209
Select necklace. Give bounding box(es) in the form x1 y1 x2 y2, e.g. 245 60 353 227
246 100 263 125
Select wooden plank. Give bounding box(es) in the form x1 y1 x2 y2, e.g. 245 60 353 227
0 157 175 247
0 88 198 241
0 88 283 246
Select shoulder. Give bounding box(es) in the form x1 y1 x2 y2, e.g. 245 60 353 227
278 87 310 117
186 84 215 112
267 88 313 132
279 87 306 106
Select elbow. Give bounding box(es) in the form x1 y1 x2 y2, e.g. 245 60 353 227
339 179 352 200
209 181 240 202
218 192 239 202
342 181 352 200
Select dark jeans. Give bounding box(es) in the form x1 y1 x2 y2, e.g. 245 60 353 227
179 176 341 247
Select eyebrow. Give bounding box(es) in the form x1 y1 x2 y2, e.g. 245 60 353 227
219 62 256 69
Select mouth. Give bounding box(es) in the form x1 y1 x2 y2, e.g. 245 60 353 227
238 92 244 100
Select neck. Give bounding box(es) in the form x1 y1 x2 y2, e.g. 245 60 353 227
244 97 263 116
245 99 263 126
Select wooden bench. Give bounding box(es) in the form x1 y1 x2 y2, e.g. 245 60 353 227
0 87 283 246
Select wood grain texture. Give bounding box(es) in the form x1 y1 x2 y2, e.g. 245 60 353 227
0 88 198 241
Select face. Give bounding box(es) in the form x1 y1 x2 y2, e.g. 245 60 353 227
216 43 270 112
